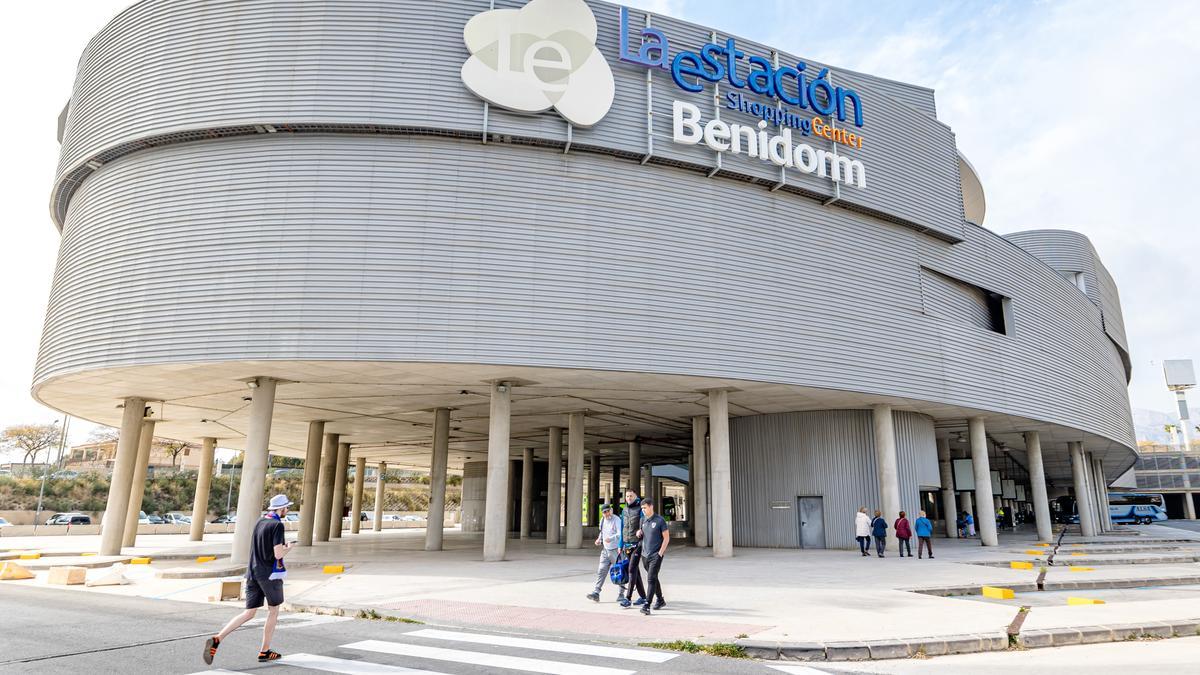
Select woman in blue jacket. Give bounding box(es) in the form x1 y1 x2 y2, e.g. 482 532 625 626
914 510 934 559
870 510 888 558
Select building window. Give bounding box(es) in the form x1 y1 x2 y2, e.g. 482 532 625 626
920 267 1012 336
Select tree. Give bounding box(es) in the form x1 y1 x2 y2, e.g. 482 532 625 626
155 438 197 468
87 426 120 444
1 423 63 468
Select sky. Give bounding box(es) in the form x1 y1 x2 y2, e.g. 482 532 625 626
1 0 1197 460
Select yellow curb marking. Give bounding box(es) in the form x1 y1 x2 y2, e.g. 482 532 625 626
1067 597 1105 605
1010 561 1034 570
323 564 345 574
982 585 1015 599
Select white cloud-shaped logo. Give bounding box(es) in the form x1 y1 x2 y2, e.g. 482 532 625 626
461 0 615 128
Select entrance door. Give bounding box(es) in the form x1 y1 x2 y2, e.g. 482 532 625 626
797 496 825 549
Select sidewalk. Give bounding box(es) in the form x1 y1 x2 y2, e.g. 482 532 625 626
4 523 1200 660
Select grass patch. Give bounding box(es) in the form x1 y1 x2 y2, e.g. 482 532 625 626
356 608 424 624
638 640 747 659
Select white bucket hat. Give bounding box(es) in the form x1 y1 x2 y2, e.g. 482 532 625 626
267 494 293 511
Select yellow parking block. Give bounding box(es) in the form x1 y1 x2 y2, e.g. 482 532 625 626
1024 550 1045 555
982 586 1015 599
0 562 35 580
130 557 152 565
1036 543 1051 547
1069 566 1095 572
80 552 97 557
196 556 217 563
1070 552 1086 556
323 565 345 575
18 553 41 560
1067 597 1105 605
1010 561 1034 570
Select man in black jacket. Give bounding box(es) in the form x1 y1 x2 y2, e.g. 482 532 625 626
619 488 647 608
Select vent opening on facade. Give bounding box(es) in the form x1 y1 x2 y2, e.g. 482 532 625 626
920 267 1012 336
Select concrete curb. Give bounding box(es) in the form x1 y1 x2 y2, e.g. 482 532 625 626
968 554 1200 568
907 574 1200 597
738 619 1200 661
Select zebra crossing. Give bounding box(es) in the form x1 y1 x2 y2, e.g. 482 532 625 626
192 626 679 674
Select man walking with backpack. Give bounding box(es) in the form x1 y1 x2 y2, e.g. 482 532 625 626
203 494 294 665
637 499 669 615
619 488 647 608
587 504 621 602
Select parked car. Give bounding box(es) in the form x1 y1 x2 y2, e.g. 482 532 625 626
0 517 12 528
162 512 191 525
49 470 79 479
400 515 425 522
211 514 237 524
50 514 91 525
282 513 300 522
137 511 150 524
147 514 165 524
45 512 72 524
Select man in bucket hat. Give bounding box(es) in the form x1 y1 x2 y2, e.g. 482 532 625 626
204 494 294 664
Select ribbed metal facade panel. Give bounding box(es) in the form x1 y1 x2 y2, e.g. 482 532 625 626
53 0 965 241
919 268 993 332
1003 230 1130 364
729 410 935 549
37 134 1133 452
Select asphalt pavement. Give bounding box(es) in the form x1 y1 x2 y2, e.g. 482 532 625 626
1161 519 1200 534
0 585 771 674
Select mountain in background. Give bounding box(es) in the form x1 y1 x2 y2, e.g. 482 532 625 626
1135 407 1199 444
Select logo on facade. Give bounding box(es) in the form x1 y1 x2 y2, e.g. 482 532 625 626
460 0 615 127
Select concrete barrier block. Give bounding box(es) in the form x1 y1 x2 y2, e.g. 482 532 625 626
47 566 86 585
943 635 984 654
0 562 34 580
981 586 1014 599
910 639 948 656
1017 630 1054 648
218 580 243 602
1166 620 1199 637
735 640 779 660
85 563 129 587
1140 622 1175 639
1050 629 1082 646
824 642 870 661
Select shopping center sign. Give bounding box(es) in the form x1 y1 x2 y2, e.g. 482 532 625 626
460 1 867 189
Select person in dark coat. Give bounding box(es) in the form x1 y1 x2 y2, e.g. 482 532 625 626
870 510 888 558
894 510 912 558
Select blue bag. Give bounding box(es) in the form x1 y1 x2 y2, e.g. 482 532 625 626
608 508 629 584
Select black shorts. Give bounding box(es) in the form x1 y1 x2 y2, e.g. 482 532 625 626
245 578 284 609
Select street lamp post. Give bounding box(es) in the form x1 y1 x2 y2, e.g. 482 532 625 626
33 416 70 532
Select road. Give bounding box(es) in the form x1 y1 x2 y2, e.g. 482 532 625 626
0 586 766 674
1161 519 1200 535
4 585 1198 674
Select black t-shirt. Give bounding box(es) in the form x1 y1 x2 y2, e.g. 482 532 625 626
641 513 667 558
247 516 285 580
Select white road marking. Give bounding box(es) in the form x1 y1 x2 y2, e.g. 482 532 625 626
405 628 676 663
344 639 636 675
279 652 448 674
768 665 832 674
243 613 355 630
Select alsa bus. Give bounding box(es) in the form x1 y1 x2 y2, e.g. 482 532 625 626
1056 493 1168 525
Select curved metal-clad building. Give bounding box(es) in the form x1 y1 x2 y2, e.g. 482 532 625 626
37 0 1135 556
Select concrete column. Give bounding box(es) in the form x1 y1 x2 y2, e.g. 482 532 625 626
692 416 710 547
520 447 534 539
231 377 277 565
565 412 585 549
872 405 901 524
314 432 339 542
426 408 450 551
351 456 366 534
190 437 217 541
936 437 958 538
298 421 325 546
329 441 350 539
1069 442 1097 537
611 465 621 505
460 461 487 532
1185 492 1198 520
708 389 734 558
546 427 563 544
588 452 601 527
1024 431 1053 543
628 441 641 494
1083 451 1102 533
483 381 513 562
969 417 998 546
100 398 147 555
961 489 973 516
1092 456 1112 531
374 461 387 531
123 419 157 548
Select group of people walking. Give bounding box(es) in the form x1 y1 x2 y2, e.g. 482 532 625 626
587 489 669 616
853 507 935 559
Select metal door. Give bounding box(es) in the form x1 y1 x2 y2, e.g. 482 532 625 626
797 496 825 549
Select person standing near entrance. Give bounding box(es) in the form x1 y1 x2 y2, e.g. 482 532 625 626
637 499 669 615
894 510 912 558
854 507 871 557
966 511 976 537
956 511 966 538
587 504 620 602
619 488 646 608
915 510 934 559
204 494 294 665
870 509 888 558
